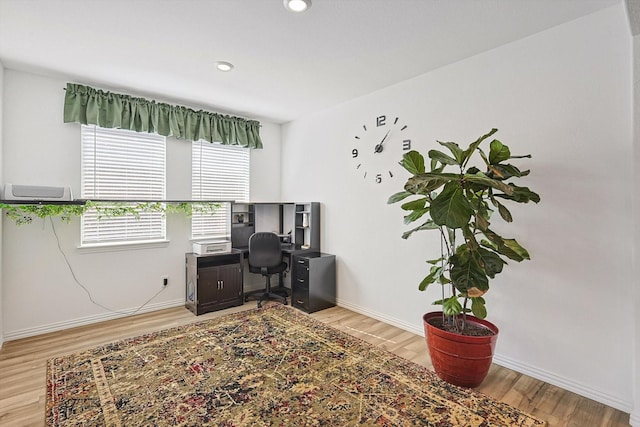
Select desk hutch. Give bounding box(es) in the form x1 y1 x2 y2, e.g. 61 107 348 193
186 201 335 315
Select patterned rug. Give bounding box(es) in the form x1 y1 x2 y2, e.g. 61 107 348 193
46 305 546 426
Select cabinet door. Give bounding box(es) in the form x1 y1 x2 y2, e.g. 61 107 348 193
217 263 242 305
198 267 220 307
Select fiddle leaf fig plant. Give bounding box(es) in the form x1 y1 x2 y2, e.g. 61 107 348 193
388 128 540 329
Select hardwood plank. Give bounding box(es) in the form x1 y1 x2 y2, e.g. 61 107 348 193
0 303 630 427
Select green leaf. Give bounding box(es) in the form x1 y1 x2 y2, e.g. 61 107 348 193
494 184 541 203
400 220 439 239
481 229 529 262
443 296 463 316
473 200 492 231
419 265 444 291
437 141 465 164
428 149 458 166
462 226 480 250
387 191 413 204
476 247 506 278
450 253 489 294
430 181 473 228
400 198 427 211
471 298 487 319
488 163 528 180
466 166 481 175
404 173 455 195
503 238 531 261
489 139 511 164
403 209 428 224
463 174 514 195
490 198 513 222
461 128 498 167
419 273 436 291
401 150 425 175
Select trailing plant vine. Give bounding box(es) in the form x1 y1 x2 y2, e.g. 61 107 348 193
0 201 221 225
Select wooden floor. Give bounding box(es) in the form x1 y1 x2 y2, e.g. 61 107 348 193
0 303 630 426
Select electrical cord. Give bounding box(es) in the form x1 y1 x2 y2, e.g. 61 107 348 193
49 216 167 316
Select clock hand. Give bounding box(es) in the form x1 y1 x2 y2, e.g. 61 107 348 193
374 129 391 154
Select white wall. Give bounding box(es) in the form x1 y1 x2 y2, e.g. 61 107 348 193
0 60 4 349
631 8 640 427
633 35 640 426
1 69 282 339
282 4 634 414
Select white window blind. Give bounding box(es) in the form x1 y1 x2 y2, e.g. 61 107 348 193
81 125 166 245
192 141 250 239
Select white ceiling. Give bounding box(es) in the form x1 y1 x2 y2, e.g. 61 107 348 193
0 0 621 124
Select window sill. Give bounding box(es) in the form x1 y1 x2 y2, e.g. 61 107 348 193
77 239 171 253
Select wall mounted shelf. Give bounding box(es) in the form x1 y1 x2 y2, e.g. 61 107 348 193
0 199 233 205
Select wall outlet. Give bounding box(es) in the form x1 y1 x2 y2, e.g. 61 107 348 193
162 276 169 287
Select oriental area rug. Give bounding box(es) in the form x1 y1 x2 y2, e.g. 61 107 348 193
46 305 546 426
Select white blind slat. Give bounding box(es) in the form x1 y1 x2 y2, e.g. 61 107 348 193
192 141 249 239
81 125 166 245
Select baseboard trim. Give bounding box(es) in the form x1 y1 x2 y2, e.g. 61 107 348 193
492 353 633 413
630 411 640 426
336 298 424 336
335 298 634 414
4 299 185 341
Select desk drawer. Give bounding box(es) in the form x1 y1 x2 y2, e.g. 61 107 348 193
291 253 335 314
294 257 309 268
292 257 309 284
292 286 309 312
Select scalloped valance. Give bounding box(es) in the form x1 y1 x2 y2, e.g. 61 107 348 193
63 83 262 148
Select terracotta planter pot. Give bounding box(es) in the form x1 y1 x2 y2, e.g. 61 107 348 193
423 311 499 388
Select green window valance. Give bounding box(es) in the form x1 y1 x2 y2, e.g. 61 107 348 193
63 83 263 148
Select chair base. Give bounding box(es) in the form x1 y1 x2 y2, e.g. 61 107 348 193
245 290 288 308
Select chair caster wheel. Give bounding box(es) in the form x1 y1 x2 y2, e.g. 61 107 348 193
284 299 288 305
257 303 262 308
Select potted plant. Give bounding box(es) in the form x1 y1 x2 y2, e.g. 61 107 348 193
388 128 540 388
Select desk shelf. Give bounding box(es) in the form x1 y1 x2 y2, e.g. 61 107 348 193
294 203 319 249
230 202 320 251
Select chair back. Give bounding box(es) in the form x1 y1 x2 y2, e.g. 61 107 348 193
248 232 282 268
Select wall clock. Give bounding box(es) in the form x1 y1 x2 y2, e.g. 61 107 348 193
352 114 412 184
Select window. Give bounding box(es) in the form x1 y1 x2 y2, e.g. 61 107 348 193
81 125 166 246
192 141 250 239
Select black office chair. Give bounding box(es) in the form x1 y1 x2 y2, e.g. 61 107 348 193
245 232 289 308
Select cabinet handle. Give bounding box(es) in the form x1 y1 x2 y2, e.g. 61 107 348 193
297 279 305 283
297 260 305 264
296 300 304 305
221 281 224 289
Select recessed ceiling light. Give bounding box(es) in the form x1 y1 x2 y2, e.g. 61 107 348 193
283 0 311 13
215 61 234 72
